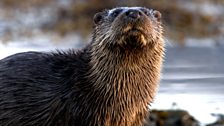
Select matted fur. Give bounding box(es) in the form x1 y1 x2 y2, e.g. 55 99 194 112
0 7 164 126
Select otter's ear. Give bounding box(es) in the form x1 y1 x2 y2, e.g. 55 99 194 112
93 12 104 25
153 10 162 22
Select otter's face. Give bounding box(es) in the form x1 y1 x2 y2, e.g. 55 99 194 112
93 7 163 49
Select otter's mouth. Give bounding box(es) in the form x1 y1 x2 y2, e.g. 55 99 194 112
121 27 147 48
127 28 146 37
123 25 145 34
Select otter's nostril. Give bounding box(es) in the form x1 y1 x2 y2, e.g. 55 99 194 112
125 10 141 19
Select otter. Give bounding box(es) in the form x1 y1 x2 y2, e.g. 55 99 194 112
0 7 164 126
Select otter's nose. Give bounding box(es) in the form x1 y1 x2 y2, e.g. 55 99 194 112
125 10 142 19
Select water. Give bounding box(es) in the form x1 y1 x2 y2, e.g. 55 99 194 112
152 47 224 125
1 40 224 125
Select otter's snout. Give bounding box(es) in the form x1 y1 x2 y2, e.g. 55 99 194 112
93 7 163 48
125 10 142 19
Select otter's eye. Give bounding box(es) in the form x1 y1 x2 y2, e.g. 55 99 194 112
111 9 122 18
141 8 150 16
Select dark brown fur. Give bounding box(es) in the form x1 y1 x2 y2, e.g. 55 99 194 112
0 7 164 126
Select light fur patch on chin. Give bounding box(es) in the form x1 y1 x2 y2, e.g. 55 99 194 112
140 35 147 46
119 36 127 45
123 26 132 33
118 35 147 47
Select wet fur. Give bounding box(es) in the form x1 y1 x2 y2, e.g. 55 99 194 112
0 7 164 126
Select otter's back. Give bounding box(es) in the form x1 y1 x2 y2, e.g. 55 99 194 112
0 51 83 126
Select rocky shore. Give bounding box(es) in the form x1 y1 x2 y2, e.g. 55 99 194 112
207 113 224 126
146 109 199 126
147 109 224 126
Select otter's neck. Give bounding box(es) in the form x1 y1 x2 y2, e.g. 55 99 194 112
87 41 164 106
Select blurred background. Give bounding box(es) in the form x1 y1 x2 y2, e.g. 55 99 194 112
0 0 224 126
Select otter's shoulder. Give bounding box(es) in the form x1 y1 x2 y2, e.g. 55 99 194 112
0 51 48 67
0 50 84 75
0 50 83 66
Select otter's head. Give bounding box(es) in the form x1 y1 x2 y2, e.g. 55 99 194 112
92 7 163 50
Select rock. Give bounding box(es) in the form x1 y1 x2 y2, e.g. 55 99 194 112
145 109 199 126
207 114 224 126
